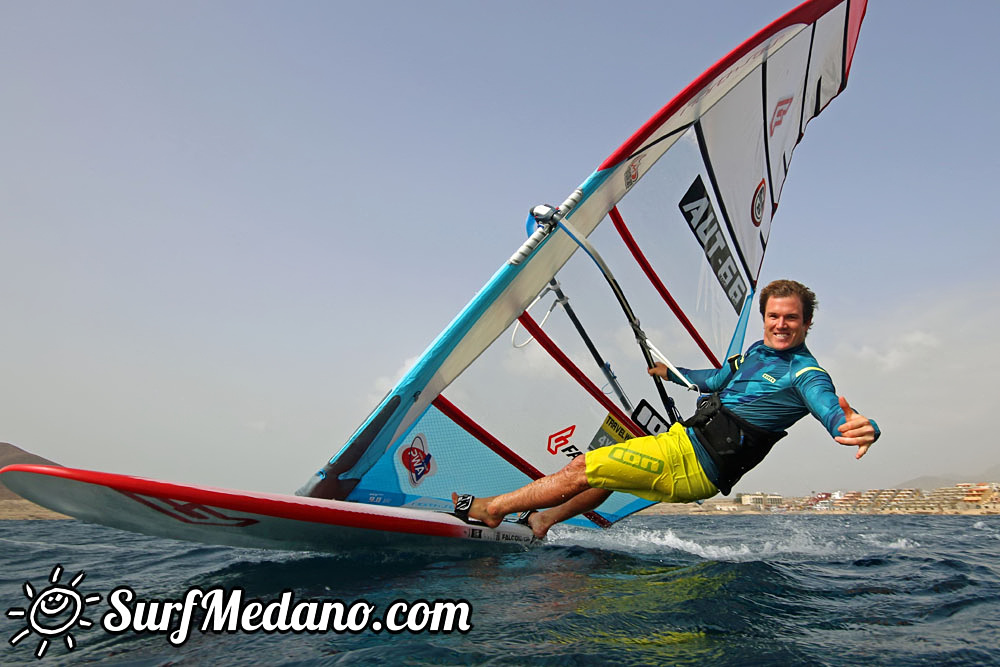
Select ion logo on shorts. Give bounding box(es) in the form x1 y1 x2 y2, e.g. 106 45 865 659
609 446 664 474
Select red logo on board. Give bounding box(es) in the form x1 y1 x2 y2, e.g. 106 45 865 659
119 491 259 527
769 96 794 136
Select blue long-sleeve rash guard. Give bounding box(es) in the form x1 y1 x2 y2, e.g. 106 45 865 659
670 340 880 486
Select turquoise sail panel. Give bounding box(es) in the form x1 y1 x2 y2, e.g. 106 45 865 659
345 402 655 527
345 405 532 512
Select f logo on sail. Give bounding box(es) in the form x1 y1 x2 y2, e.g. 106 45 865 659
770 96 794 136
547 426 577 455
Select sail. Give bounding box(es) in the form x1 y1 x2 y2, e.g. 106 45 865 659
297 0 867 527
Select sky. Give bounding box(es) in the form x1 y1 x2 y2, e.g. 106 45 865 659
1 1 998 498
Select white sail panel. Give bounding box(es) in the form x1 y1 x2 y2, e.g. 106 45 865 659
614 127 752 363
802 2 849 130
764 27 813 205
698 67 771 283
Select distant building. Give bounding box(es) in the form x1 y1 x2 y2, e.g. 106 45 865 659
740 492 783 509
642 482 1000 516
802 483 1000 514
832 491 862 510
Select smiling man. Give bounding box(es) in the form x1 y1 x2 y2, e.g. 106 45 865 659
455 279 880 538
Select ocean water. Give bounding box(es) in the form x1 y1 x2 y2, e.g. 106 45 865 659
1 514 998 666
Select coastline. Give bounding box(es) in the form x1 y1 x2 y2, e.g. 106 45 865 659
638 504 999 517
639 498 1000 517
1 499 995 522
0 499 69 520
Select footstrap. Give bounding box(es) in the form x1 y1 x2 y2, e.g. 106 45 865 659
452 494 474 523
514 510 535 526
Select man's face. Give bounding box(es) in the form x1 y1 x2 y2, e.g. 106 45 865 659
762 295 810 350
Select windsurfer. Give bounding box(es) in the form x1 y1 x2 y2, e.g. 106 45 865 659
454 279 880 538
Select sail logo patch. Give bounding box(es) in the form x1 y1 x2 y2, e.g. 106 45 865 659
401 434 436 487
624 154 645 189
588 413 638 451
679 175 747 313
751 179 766 227
769 96 794 136
547 425 581 458
630 399 671 437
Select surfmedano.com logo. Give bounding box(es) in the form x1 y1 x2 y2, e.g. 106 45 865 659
6 565 102 659
6 563 473 659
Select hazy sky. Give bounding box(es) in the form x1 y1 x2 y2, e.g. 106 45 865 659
2 1 997 498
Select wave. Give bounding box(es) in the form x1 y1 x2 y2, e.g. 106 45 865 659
544 515 924 563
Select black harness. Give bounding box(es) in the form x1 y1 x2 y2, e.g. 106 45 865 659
680 393 787 495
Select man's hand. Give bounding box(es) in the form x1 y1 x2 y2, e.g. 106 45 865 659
647 362 669 379
835 396 877 459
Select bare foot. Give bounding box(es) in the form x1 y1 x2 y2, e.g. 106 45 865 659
527 511 555 539
452 492 503 528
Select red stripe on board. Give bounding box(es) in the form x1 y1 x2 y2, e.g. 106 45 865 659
598 0 852 171
609 206 722 369
433 395 613 529
0 464 467 539
517 313 644 436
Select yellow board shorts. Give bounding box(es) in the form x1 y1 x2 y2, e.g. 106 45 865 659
585 422 718 503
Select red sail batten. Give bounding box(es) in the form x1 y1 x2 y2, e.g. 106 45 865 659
433 394 612 529
517 313 644 436
609 206 722 369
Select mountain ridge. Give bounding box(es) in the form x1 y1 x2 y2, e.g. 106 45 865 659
0 442 60 500
894 462 1000 491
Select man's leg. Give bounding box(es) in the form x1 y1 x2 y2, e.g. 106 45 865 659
457 455 591 528
527 487 612 539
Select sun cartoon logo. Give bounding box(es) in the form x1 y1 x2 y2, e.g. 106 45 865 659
6 564 101 659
